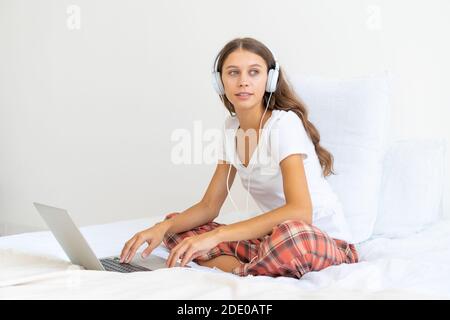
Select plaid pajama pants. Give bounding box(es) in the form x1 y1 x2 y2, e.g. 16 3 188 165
162 213 359 279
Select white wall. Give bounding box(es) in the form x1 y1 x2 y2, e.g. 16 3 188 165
1 0 449 235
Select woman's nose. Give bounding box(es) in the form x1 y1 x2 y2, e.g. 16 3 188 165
238 76 249 87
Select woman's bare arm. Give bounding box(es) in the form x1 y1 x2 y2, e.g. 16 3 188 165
159 162 237 235
214 154 313 242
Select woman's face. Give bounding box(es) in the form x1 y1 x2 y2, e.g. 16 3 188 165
221 49 268 113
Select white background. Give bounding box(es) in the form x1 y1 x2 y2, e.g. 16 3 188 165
1 0 449 234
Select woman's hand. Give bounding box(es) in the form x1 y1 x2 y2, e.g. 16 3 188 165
166 229 222 268
120 220 171 263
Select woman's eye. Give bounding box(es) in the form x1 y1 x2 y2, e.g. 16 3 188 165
228 70 259 76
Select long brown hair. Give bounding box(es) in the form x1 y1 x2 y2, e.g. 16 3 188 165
214 37 336 177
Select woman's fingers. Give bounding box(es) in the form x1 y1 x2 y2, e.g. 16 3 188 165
166 240 182 267
120 237 136 263
180 247 196 267
125 235 146 263
167 242 186 268
141 240 155 258
166 245 177 267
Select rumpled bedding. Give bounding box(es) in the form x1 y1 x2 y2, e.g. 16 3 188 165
1 213 449 299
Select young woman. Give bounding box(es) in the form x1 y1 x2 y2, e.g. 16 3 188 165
120 37 359 279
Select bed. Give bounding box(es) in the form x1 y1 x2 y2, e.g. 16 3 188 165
1 210 450 300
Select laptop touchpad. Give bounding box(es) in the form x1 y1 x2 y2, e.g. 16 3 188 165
131 254 188 270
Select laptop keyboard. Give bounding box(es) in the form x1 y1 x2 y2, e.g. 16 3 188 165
100 257 151 273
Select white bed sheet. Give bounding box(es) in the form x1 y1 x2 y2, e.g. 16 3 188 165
1 212 450 299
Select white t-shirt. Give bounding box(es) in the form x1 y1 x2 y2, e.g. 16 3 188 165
219 109 353 243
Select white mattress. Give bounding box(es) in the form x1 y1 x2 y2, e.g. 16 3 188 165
1 212 450 299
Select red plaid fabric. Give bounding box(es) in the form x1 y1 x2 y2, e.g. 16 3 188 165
162 213 359 279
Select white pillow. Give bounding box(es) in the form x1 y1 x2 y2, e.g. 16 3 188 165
372 139 446 238
290 74 391 244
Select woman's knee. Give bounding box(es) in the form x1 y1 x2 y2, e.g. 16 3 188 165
264 220 315 257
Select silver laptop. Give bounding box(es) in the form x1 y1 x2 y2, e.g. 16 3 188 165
33 202 184 272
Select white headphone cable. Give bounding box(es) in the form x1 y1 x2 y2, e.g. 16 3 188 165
245 91 273 215
219 95 242 218
234 91 274 259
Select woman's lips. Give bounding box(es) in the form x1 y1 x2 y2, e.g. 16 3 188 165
235 93 253 100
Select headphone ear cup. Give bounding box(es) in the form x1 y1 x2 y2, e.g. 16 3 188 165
212 71 225 95
266 68 279 93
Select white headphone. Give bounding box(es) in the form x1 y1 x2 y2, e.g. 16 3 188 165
212 45 280 259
